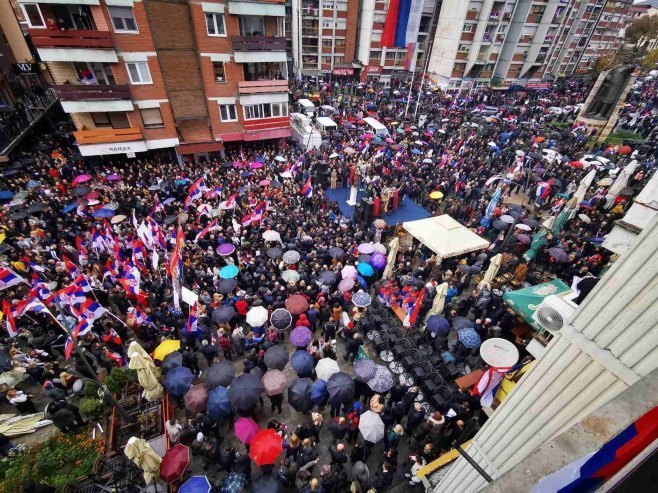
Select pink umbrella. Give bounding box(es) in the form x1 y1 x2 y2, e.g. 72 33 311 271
259 180 271 186
341 265 358 280
338 278 355 293
85 191 100 200
232 161 243 168
234 417 260 445
250 162 264 169
386 137 394 143
106 174 121 181
72 174 92 185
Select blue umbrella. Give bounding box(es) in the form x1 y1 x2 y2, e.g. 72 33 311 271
426 315 450 336
458 328 482 349
291 350 314 375
219 265 239 279
356 262 374 277
207 386 232 419
92 208 115 218
62 203 77 214
0 191 14 200
180 476 211 493
411 148 422 155
255 156 266 163
311 379 328 405
163 366 194 396
352 291 372 307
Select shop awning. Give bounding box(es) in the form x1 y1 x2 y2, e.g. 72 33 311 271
503 280 572 331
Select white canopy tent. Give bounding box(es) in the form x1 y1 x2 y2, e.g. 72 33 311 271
402 215 490 262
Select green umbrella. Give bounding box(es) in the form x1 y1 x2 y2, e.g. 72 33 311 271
523 228 548 261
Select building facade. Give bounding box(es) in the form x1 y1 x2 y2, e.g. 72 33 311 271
16 0 290 160
426 0 631 90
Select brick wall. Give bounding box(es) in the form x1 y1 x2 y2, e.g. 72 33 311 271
46 62 77 84
70 112 95 130
139 102 178 141
177 120 212 143
90 5 109 31
105 3 156 52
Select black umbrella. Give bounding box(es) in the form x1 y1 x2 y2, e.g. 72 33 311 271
205 360 235 389
212 305 235 323
26 202 47 214
250 474 283 493
263 345 289 370
528 152 542 160
161 350 183 375
451 316 476 330
287 378 314 413
164 215 177 225
218 278 238 294
10 212 28 220
492 219 508 230
318 270 337 286
270 181 283 189
72 185 91 196
326 372 355 404
228 373 263 411
328 247 345 259
267 247 283 259
523 218 540 228
270 308 292 331
3 168 20 176
507 204 523 212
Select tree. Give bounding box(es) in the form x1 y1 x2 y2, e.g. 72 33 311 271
643 48 658 70
591 53 623 79
626 14 658 45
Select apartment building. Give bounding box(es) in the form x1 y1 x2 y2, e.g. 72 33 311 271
427 0 631 90
15 0 290 160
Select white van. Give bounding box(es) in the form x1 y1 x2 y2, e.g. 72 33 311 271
363 117 389 137
315 116 337 134
290 112 322 149
296 98 316 117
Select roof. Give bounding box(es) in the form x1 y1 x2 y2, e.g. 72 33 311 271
315 117 336 127
402 215 490 258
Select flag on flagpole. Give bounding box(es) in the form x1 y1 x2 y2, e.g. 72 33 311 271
472 366 514 407
224 193 238 209
73 318 92 338
72 298 106 322
64 337 74 360
185 302 199 334
2 300 17 338
184 177 207 210
195 219 219 242
0 267 25 291
134 306 155 327
300 177 313 197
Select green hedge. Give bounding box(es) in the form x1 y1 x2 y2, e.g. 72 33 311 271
605 130 644 144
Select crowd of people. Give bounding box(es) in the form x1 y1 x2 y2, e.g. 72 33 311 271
0 70 656 493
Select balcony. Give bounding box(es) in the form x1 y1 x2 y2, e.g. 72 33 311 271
232 36 286 64
228 0 286 17
28 29 117 63
238 80 288 94
54 84 133 113
74 127 143 145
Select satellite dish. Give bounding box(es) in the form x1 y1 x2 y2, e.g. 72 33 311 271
479 338 519 367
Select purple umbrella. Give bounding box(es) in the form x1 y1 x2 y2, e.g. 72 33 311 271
184 384 208 413
232 161 243 168
106 174 122 181
515 234 531 244
290 327 312 347
548 247 569 262
358 242 375 254
217 243 235 256
338 278 355 293
353 359 377 382
370 252 386 270
249 162 264 169
234 417 260 445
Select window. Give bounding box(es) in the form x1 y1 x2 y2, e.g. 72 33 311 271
73 62 116 85
243 102 287 120
335 20 346 30
206 13 226 36
322 21 332 28
531 5 546 14
271 102 288 117
322 39 332 48
370 50 381 60
373 14 386 23
92 112 129 129
335 39 345 47
322 56 332 64
220 104 237 122
371 32 382 42
126 61 152 84
21 4 45 28
140 108 164 128
240 16 265 36
108 6 137 33
458 44 469 52
463 24 474 32
213 62 226 82
334 56 344 64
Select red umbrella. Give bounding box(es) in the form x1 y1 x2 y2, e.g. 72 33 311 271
618 145 632 155
285 294 309 315
184 383 208 413
160 444 190 484
249 429 283 466
569 161 584 169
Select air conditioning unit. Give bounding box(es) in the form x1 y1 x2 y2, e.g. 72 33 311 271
531 294 577 335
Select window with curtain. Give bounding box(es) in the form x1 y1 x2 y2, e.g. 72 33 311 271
240 16 265 36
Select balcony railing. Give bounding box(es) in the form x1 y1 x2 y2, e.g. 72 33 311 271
232 36 286 51
28 28 113 49
0 88 58 156
74 127 142 145
238 80 288 94
54 84 131 101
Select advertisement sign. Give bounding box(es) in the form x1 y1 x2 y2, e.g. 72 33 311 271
332 68 354 76
361 65 382 82
78 140 147 157
526 81 552 89
12 63 40 76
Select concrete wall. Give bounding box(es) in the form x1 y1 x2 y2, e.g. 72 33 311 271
427 0 470 86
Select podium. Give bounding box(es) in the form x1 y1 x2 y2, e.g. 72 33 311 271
346 186 358 206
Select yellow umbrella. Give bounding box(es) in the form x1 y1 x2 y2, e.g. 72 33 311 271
391 121 399 126
429 191 444 200
153 340 180 361
124 436 162 483
128 351 163 401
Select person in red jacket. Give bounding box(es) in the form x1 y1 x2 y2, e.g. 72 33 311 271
235 297 249 321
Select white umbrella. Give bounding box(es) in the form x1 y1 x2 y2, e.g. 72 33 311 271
578 214 592 224
316 358 340 381
605 159 638 208
282 269 300 284
383 237 399 280
262 230 281 242
280 171 293 178
359 410 385 442
246 306 268 327
330 153 339 158
515 223 532 231
478 254 502 289
427 282 449 318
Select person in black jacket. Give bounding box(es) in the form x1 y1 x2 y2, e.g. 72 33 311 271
329 442 347 466
405 401 425 434
344 333 363 363
350 440 366 464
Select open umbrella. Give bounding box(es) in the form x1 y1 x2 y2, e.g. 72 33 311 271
311 379 328 405
228 373 263 411
357 263 374 277
329 247 345 259
359 410 385 442
282 270 300 284
523 218 540 228
218 278 238 294
250 429 283 466
452 316 476 331
72 174 92 185
290 327 312 347
458 328 482 349
354 359 377 382
358 242 375 254
548 247 569 262
161 350 183 375
262 230 281 242
352 291 372 307
426 315 450 335
26 202 47 213
219 265 239 279
515 223 532 232
160 444 190 483
264 345 289 370
234 417 260 445
154 339 181 360
180 476 211 493
217 243 235 256
327 372 355 404
261 369 288 396
284 378 312 414
282 250 300 264
367 365 394 393
370 253 386 270
212 305 236 323
267 247 283 259
207 386 231 419
291 350 314 375
184 384 208 413
92 208 115 218
286 294 309 315
270 308 292 331
515 234 531 244
338 277 355 293
164 366 193 397
318 270 337 286
124 437 162 484
315 358 340 381
246 306 268 327
219 471 246 493
341 265 358 279
205 361 235 389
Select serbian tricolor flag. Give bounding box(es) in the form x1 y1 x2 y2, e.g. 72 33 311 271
224 192 238 209
472 366 514 407
61 255 80 279
118 267 141 295
184 177 206 210
205 186 223 199
64 337 74 360
301 177 313 197
195 219 219 243
13 296 47 317
72 298 106 322
2 299 17 338
251 201 266 222
0 267 25 291
73 318 92 338
531 406 658 493
135 306 154 327
54 284 87 306
185 302 199 334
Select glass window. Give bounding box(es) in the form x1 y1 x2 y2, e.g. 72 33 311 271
322 40 333 48
213 62 226 82
126 61 152 84
334 56 344 64
531 5 546 14
370 50 381 60
464 24 474 32
92 112 129 129
371 32 382 42
335 39 345 47
220 104 237 122
92 112 111 127
21 4 45 28
141 108 164 128
240 16 265 36
206 13 226 36
108 6 137 33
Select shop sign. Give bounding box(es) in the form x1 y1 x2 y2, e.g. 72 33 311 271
333 68 354 76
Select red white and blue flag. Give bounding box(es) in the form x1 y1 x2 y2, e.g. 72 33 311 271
184 177 207 210
205 186 223 199
54 284 87 307
301 177 313 197
118 267 141 295
223 193 238 209
72 298 106 323
473 366 515 407
0 267 25 291
134 306 154 327
195 219 219 243
64 337 74 360
2 300 17 338
185 302 199 334
13 296 47 318
73 318 92 338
